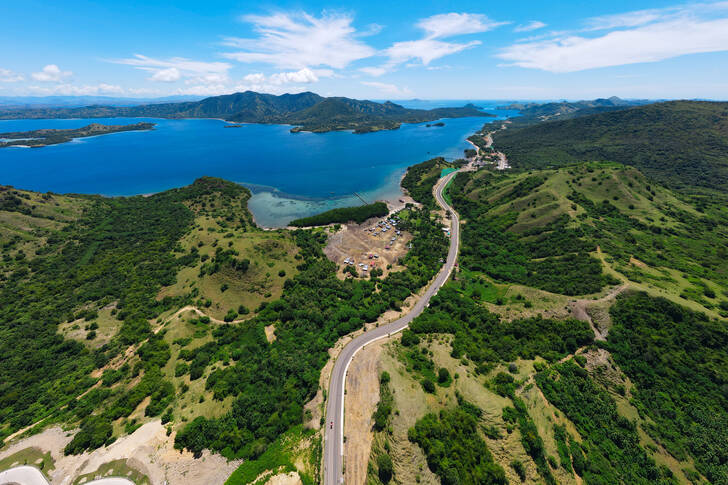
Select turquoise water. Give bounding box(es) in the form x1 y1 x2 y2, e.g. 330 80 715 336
0 105 515 226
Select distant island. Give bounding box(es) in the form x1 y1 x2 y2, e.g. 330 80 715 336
0 122 155 148
426 122 445 127
0 91 494 134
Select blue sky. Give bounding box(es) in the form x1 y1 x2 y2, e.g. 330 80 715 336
2 0 728 100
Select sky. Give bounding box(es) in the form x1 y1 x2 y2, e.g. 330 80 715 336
2 0 728 100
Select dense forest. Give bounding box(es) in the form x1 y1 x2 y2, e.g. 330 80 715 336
607 292 728 483
447 170 616 295
408 284 593 370
173 205 449 458
288 201 388 227
408 403 507 485
491 101 728 194
401 157 461 207
536 359 678 484
0 177 248 447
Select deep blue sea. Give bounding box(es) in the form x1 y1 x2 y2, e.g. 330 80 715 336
0 101 517 226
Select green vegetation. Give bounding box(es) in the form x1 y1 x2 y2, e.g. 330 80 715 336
0 91 491 134
448 168 620 295
174 205 449 459
607 292 728 483
492 101 728 195
372 372 393 431
289 201 388 227
0 122 155 148
409 284 593 371
72 459 151 485
448 163 728 305
225 425 318 485
503 397 556 485
408 403 507 485
401 157 460 207
536 359 677 484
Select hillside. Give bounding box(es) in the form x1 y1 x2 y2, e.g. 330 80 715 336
0 91 492 133
0 172 455 483
366 159 727 485
448 162 728 315
491 100 728 194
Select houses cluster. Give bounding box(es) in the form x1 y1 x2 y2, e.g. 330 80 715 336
367 217 402 250
343 253 380 274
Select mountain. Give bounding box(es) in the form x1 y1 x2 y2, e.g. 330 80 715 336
0 95 202 109
491 100 728 194
0 91 493 133
498 96 653 125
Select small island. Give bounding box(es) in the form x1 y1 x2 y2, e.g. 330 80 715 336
0 122 155 148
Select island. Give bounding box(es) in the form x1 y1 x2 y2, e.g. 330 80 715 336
0 122 155 148
0 91 494 134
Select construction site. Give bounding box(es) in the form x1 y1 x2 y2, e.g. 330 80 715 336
324 214 413 279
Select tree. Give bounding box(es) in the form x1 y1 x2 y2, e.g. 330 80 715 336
377 454 393 483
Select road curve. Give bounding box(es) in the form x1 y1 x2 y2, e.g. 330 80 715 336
323 169 461 485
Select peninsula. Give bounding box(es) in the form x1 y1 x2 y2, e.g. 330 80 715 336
0 122 155 148
0 91 493 134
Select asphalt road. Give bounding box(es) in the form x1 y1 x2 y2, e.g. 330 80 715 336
0 465 135 485
323 169 461 485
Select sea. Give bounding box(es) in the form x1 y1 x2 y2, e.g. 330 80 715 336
0 101 517 227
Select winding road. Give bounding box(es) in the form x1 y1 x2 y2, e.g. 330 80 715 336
323 168 462 485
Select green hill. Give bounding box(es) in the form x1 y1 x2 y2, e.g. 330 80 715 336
491 101 728 194
448 163 728 314
0 91 492 133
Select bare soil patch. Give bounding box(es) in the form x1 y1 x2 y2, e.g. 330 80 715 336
343 340 385 485
0 421 240 485
323 220 411 280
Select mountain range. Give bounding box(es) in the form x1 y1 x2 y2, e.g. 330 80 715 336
0 91 492 133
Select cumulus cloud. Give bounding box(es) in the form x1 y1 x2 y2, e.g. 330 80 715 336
269 67 318 84
31 64 72 82
361 81 413 97
514 21 546 32
112 54 231 83
0 68 24 82
498 2 728 72
222 12 375 70
150 67 181 82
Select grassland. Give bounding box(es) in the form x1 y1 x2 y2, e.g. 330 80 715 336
449 162 728 315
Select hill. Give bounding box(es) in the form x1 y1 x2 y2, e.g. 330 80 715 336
491 100 728 194
0 91 492 133
447 162 728 315
498 96 650 125
0 173 453 482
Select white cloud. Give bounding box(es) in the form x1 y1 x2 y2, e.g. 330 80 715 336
417 13 507 38
31 64 72 82
150 67 181 82
269 67 318 84
498 3 728 72
222 12 375 70
112 54 231 83
374 12 504 74
361 81 413 97
514 21 547 32
27 83 123 95
359 66 387 77
386 38 480 66
0 68 23 82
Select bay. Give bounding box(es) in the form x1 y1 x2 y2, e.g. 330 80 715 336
0 103 516 226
